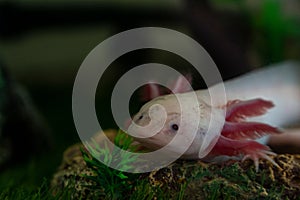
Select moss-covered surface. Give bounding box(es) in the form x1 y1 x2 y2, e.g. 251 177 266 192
51 136 300 200
145 155 300 200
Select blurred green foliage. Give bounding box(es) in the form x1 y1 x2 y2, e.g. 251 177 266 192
253 0 300 63
212 0 300 64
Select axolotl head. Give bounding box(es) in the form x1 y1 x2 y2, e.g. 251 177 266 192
127 92 222 158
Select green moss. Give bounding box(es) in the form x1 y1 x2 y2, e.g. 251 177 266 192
0 178 75 200
81 130 140 199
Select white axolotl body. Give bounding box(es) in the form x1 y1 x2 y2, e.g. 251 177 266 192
211 61 300 127
127 61 300 170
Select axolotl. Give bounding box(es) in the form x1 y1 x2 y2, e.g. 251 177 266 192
127 61 300 171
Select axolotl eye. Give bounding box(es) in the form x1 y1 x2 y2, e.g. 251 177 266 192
136 112 146 121
170 123 179 131
138 114 143 120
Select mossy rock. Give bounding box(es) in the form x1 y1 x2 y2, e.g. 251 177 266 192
144 155 300 199
51 135 300 199
51 143 98 199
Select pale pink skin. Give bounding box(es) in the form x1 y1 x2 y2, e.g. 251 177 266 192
131 74 282 171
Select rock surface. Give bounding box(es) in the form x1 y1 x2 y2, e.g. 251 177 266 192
51 130 300 199
51 143 97 199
